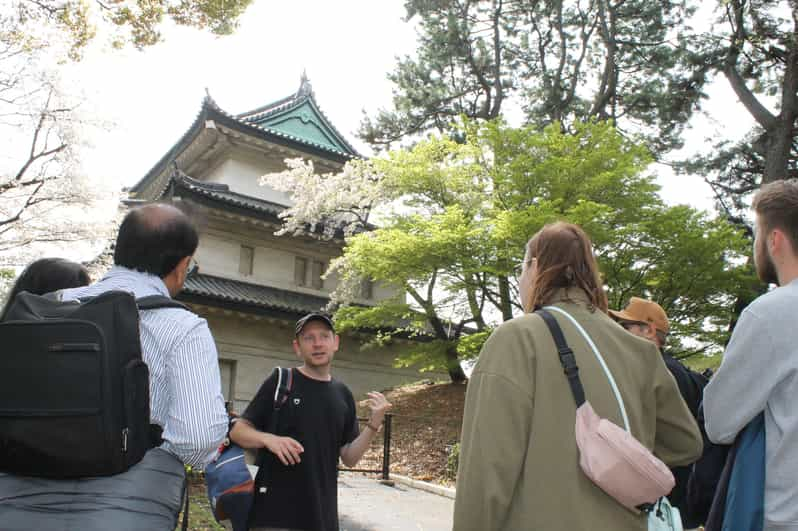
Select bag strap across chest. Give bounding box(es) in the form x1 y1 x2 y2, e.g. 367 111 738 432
537 306 631 432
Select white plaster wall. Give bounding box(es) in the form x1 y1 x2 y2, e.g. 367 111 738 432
204 153 293 205
192 217 399 305
190 146 400 305
193 228 342 296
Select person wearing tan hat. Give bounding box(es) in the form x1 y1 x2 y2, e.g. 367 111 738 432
609 297 671 349
611 297 706 529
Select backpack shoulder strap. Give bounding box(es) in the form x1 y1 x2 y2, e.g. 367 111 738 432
535 309 586 408
273 367 293 411
258 367 295 469
136 295 189 311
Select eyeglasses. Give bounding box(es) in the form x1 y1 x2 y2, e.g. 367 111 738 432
186 257 199 278
620 321 644 331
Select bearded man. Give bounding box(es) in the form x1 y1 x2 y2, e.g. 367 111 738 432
704 179 798 531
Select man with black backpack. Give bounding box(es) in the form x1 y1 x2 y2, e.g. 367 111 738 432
611 297 708 529
0 203 228 530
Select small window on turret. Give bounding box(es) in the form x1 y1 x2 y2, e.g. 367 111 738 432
295 257 308 286
239 245 254 276
311 261 326 290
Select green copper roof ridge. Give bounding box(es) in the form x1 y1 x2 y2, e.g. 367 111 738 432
257 102 343 153
207 96 357 158
247 96 359 156
236 92 300 122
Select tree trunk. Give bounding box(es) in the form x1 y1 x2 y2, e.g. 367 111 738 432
763 35 798 183
445 343 468 383
724 0 798 184
727 271 768 342
465 278 487 330
763 117 795 184
497 275 513 321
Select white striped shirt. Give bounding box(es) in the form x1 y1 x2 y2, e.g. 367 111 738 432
59 266 228 468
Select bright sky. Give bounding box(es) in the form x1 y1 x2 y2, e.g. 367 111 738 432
58 0 756 223
64 0 416 191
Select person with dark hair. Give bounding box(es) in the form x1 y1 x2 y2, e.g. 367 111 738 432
704 179 798 530
113 203 199 277
0 203 228 530
0 257 90 321
453 221 702 530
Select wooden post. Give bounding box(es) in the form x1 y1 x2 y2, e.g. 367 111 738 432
380 413 393 485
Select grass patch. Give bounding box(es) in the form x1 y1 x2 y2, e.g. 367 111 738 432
176 474 224 531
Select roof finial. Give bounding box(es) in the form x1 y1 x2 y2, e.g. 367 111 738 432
297 70 313 99
203 87 220 109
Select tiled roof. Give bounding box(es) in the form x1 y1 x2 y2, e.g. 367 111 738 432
180 273 329 317
167 172 352 238
170 172 286 220
130 81 360 196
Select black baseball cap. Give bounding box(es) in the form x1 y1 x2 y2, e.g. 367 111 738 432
295 313 335 336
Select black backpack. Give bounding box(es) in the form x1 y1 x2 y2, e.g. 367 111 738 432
0 289 186 478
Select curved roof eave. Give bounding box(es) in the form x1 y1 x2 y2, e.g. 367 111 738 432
130 97 359 197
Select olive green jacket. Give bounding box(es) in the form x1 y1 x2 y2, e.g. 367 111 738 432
453 290 702 531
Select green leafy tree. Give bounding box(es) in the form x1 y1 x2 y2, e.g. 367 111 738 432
667 0 798 338
266 120 753 381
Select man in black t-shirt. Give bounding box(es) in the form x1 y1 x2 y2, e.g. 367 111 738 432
230 313 392 531
610 297 707 529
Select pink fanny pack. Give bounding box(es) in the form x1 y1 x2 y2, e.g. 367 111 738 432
538 307 675 513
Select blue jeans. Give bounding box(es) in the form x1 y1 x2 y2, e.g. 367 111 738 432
0 448 185 531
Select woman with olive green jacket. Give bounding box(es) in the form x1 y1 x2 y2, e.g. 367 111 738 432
453 224 702 531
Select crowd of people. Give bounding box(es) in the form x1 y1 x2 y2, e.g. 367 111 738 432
0 204 389 531
454 178 798 531
0 178 795 531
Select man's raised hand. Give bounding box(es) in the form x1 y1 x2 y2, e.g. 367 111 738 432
366 391 392 426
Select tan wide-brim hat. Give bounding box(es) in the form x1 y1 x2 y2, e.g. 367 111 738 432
609 296 670 334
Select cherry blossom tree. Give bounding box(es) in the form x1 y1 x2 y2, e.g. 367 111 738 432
0 24 112 265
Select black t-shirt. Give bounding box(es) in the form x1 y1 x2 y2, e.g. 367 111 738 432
242 368 359 531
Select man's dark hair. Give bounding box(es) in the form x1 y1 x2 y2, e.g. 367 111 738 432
114 204 199 278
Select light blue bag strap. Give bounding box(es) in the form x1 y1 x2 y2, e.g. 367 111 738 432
543 305 631 432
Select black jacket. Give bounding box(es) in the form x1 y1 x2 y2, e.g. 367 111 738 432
661 351 707 527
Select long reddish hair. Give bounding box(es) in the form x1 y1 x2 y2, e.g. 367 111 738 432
523 222 608 313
